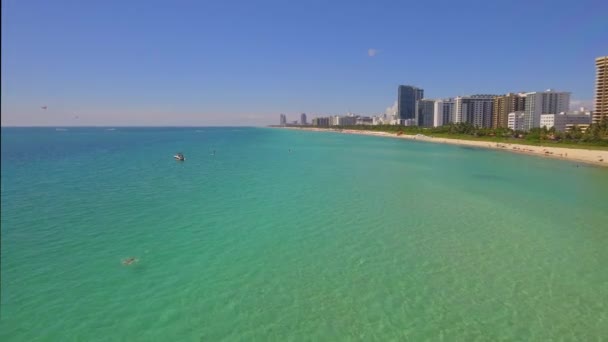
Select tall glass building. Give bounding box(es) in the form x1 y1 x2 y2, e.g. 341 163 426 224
417 99 436 127
397 85 424 122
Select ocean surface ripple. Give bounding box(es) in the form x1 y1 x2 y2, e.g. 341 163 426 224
1 127 607 341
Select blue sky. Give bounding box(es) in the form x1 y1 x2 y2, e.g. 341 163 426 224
2 0 607 126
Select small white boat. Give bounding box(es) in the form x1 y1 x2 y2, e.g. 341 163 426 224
174 153 186 161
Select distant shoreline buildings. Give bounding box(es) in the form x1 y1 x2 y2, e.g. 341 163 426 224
279 56 606 132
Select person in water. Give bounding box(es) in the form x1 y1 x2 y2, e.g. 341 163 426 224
122 257 138 266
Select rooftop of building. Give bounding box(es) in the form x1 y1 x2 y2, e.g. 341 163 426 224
523 89 571 94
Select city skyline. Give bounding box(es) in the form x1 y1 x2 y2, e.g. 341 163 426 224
1 0 607 126
281 86 597 131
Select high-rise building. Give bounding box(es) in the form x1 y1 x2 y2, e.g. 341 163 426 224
415 99 454 127
397 85 424 123
422 99 453 127
440 98 454 126
432 100 444 127
524 90 570 129
330 115 356 126
442 99 455 125
454 95 496 128
300 113 307 125
416 89 424 101
595 56 608 124
492 93 526 128
279 114 287 125
418 99 436 127
312 117 330 127
338 115 357 126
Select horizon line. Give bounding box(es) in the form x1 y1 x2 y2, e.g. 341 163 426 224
0 125 264 128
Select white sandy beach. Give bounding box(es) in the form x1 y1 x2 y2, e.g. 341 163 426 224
281 127 608 168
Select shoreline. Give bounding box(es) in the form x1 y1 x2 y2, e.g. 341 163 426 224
278 127 608 168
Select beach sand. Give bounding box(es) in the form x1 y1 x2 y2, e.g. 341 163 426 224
281 127 608 168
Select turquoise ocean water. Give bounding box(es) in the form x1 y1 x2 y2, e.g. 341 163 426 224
1 127 607 341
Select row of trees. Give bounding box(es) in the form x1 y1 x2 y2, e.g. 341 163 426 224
324 117 608 146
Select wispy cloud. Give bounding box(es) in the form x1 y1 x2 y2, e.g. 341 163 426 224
367 48 378 57
570 99 593 111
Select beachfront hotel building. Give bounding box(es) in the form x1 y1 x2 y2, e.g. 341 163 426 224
300 113 307 125
330 115 357 126
280 114 287 126
523 90 570 130
433 100 444 127
595 56 608 124
540 110 592 132
492 93 526 128
507 111 530 131
432 100 448 127
356 116 373 125
441 99 455 125
454 95 495 128
397 85 424 124
312 117 330 127
331 115 339 126
344 115 357 125
418 99 436 127
414 99 451 127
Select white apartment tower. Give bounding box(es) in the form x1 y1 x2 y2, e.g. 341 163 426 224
422 99 453 127
524 90 570 129
433 100 444 127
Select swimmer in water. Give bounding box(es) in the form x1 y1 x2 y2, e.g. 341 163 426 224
122 257 138 266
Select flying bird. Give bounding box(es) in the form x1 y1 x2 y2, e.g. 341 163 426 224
41 106 47 110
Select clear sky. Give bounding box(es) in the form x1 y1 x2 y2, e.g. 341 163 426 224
2 0 607 126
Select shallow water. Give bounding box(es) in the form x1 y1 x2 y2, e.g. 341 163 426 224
1 127 607 341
